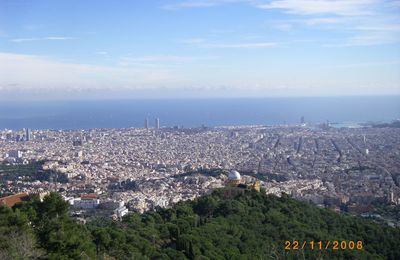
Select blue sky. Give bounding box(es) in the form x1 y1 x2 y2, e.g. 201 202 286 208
0 0 399 99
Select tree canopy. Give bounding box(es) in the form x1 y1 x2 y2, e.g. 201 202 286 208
1 188 399 259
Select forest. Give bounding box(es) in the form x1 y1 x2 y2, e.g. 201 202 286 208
1 187 399 259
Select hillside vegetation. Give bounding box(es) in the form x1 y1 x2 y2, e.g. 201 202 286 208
1 188 399 259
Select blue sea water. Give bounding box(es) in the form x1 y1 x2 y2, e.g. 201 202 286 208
0 96 399 130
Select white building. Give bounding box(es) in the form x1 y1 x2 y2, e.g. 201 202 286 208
114 205 128 218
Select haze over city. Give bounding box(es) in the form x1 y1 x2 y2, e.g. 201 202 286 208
1 0 400 100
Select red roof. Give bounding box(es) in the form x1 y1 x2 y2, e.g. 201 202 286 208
81 193 98 200
0 193 30 208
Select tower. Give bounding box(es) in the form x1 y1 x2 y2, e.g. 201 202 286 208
363 135 368 155
25 128 31 141
155 118 160 129
252 180 261 192
144 118 148 129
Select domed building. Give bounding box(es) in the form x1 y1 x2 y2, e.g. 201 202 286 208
227 170 241 186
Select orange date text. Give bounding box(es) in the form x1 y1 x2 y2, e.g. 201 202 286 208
284 240 363 250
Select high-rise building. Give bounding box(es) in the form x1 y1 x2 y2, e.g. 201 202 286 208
73 140 83 146
144 118 149 129
5 133 12 140
25 128 32 141
300 116 305 124
155 118 160 129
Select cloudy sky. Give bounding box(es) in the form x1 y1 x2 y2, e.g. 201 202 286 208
0 0 399 99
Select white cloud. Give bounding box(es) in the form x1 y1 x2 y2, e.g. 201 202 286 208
119 55 217 63
256 0 378 16
259 1 400 46
0 52 180 91
10 36 76 43
165 0 386 17
325 32 400 47
0 52 398 97
182 38 279 49
163 0 247 9
203 42 278 48
44 36 75 40
168 0 400 47
10 38 39 43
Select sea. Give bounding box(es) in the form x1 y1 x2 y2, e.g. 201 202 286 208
0 96 399 130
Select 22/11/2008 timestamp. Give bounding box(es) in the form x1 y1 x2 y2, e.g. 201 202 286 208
285 240 363 250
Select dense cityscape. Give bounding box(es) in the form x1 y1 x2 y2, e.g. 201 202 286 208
1 121 399 224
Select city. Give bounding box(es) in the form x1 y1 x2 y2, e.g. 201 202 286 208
1 122 399 224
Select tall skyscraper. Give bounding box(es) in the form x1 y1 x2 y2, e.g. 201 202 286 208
25 128 32 141
155 118 160 129
144 118 149 129
300 116 305 124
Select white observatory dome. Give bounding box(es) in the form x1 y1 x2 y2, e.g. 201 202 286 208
228 170 241 181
